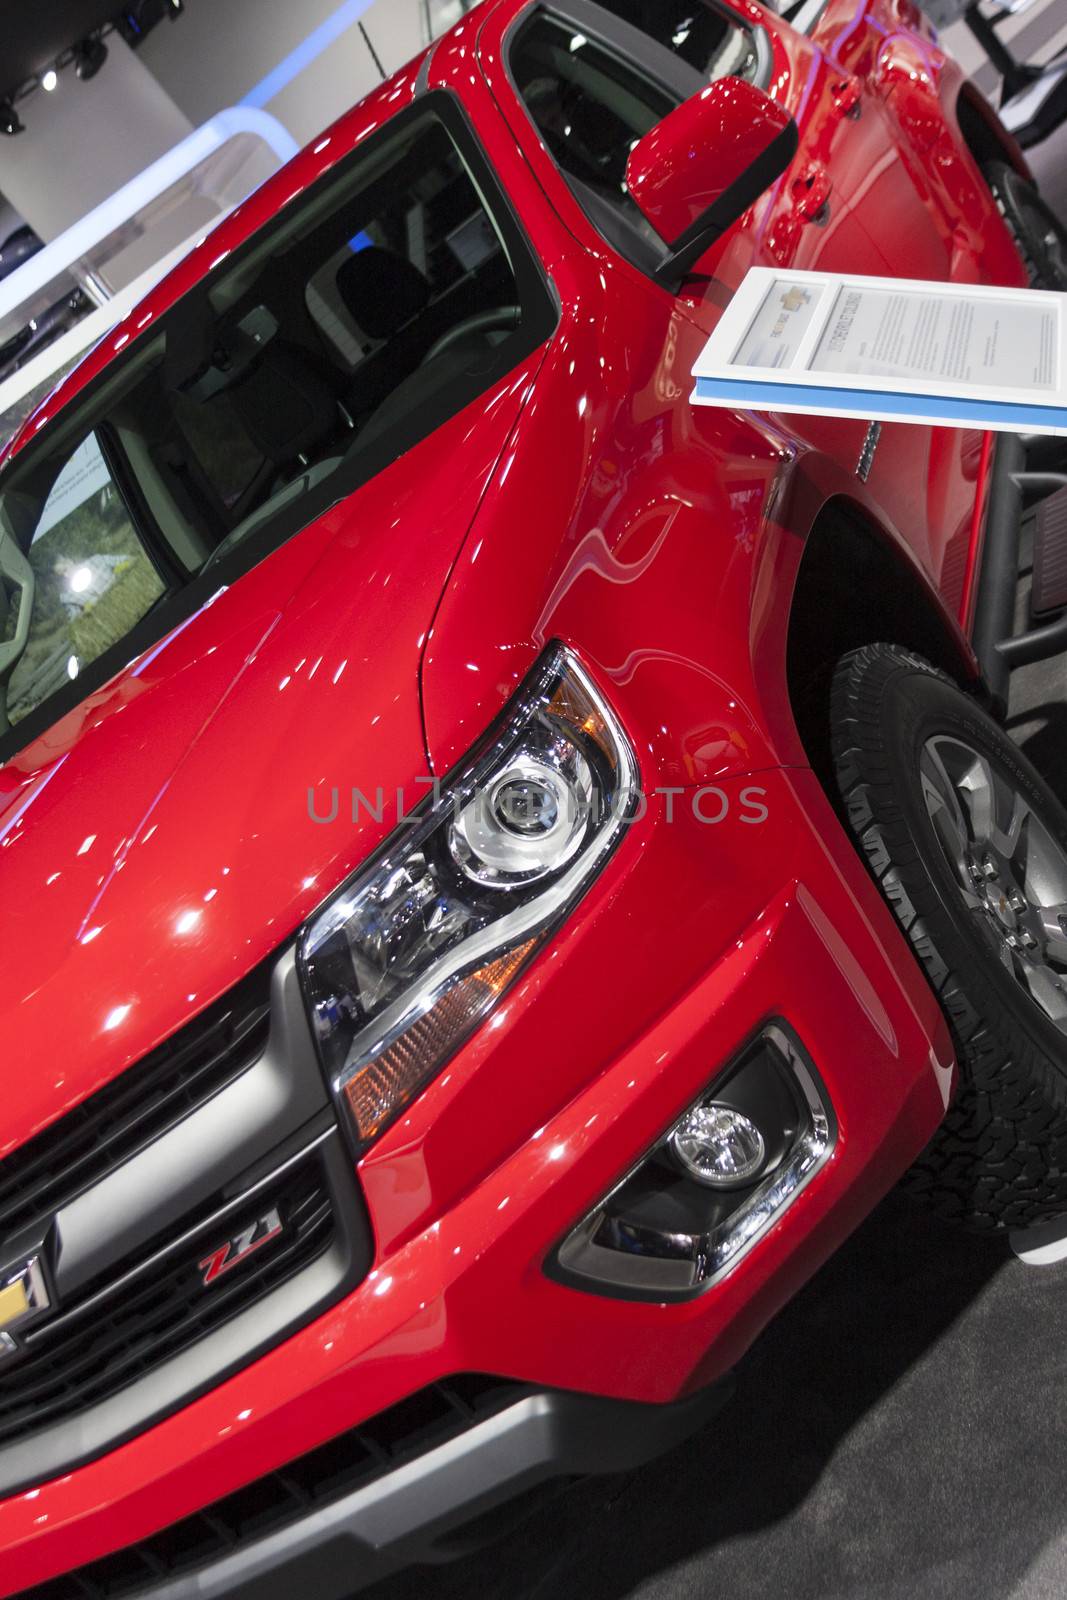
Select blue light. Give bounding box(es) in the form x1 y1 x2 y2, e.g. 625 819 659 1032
239 0 380 111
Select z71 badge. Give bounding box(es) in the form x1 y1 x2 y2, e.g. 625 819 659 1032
199 1207 284 1288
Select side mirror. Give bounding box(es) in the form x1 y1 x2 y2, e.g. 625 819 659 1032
625 77 798 287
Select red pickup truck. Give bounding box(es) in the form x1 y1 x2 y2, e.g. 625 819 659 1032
1 2 1066 1595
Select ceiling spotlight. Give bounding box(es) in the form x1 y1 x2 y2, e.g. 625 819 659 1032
169 0 184 13
0 102 24 136
41 68 59 93
74 38 109 81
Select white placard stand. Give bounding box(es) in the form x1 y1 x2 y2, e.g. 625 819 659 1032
691 267 1067 434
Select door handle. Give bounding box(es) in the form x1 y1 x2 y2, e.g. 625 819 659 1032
831 76 863 119
792 165 832 224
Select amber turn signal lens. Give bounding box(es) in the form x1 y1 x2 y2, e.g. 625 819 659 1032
343 941 537 1143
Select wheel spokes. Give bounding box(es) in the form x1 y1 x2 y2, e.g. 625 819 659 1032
920 734 1067 1032
1019 962 1067 1033
1036 902 1067 966
919 743 972 879
963 752 1030 860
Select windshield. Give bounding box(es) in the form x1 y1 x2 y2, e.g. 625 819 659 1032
0 95 555 749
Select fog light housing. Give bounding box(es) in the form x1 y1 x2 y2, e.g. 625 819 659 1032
552 1026 835 1301
671 1104 767 1189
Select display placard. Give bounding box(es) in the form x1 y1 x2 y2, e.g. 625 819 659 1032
691 268 1067 435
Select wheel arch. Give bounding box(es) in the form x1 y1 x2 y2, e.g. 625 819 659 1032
785 497 979 788
955 81 1033 182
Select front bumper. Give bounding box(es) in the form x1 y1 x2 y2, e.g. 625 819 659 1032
29 1380 729 1600
3 767 953 1595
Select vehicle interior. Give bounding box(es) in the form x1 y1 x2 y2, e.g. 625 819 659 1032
114 109 522 575
0 106 530 737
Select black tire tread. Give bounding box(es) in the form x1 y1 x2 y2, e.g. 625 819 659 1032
983 159 1067 291
831 643 1067 1232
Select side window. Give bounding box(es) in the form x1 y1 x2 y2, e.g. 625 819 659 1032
2 433 167 727
595 0 760 82
304 153 506 378
513 16 676 204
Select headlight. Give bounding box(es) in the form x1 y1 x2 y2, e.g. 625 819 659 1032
299 646 638 1154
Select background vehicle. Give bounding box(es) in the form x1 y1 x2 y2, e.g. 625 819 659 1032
1 2 1066 1596
0 227 42 283
0 287 91 387
925 0 1067 151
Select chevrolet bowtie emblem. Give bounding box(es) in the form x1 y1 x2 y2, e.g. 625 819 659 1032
0 1257 50 1357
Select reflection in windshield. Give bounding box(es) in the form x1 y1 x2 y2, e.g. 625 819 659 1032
0 99 552 747
4 435 164 727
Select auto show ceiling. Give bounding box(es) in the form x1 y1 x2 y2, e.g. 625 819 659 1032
0 2 121 98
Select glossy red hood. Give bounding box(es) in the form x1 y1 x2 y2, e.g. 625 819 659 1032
0 364 539 1159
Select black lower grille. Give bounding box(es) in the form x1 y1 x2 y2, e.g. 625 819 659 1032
0 1153 333 1451
0 959 274 1239
22 1376 522 1600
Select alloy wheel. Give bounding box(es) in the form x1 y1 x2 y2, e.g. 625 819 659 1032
920 735 1067 1031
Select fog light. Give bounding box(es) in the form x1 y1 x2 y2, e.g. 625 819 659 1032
671 1104 766 1189
552 1026 836 1300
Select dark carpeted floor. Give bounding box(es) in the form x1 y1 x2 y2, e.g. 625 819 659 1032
366 1196 1067 1600
362 28 1067 1600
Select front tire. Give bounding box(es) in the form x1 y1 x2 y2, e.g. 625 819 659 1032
831 644 1067 1231
984 159 1067 290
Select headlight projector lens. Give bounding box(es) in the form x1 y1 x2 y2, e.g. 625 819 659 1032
670 1103 767 1189
450 748 594 886
492 773 560 836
